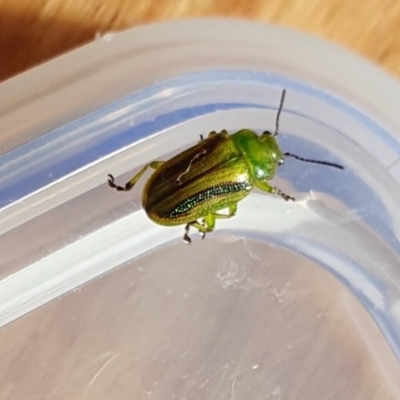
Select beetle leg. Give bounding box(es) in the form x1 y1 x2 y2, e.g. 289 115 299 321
201 215 216 239
107 161 164 191
255 180 295 202
183 223 193 245
200 204 238 239
226 203 237 217
274 188 295 202
183 204 238 244
206 129 228 138
183 220 213 244
183 221 207 244
208 203 237 220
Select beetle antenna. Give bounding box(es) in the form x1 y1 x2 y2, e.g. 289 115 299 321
273 89 286 137
283 152 344 170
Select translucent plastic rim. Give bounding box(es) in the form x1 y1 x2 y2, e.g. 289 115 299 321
1 19 400 357
1 18 400 153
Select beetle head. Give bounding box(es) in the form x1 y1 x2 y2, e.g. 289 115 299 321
258 132 284 176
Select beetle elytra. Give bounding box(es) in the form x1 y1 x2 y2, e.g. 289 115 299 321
108 90 344 244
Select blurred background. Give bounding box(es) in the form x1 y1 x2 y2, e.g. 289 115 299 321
0 0 400 83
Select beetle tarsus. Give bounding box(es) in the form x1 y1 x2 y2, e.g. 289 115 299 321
107 174 115 183
276 189 295 202
107 174 126 192
201 231 206 240
283 194 295 201
107 174 131 191
183 224 192 245
107 174 120 189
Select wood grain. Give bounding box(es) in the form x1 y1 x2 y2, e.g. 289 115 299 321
0 0 400 82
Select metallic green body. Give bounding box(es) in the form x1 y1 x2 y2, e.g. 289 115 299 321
108 89 343 243
142 129 283 226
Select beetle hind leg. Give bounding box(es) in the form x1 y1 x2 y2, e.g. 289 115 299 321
107 161 164 191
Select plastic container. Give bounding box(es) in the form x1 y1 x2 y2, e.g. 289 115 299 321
1 19 400 399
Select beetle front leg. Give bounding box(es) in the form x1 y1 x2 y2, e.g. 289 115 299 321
255 180 295 201
107 161 164 191
274 188 295 202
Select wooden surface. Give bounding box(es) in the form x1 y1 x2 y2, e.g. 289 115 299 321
0 0 400 82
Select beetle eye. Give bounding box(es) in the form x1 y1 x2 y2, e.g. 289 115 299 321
262 131 272 136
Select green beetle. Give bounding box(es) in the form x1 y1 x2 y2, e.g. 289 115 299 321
108 90 343 244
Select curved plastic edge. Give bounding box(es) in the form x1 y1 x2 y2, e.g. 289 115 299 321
1 193 399 361
1 18 400 153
